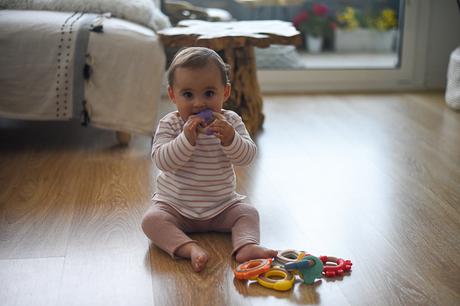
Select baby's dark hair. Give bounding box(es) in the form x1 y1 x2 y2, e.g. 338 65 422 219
167 47 230 87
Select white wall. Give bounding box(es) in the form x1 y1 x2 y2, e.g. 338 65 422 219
424 0 460 89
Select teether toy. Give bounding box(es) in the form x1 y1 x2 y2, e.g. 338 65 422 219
320 256 352 277
275 249 308 264
257 267 295 291
284 255 323 284
234 258 272 280
197 109 224 135
197 109 214 123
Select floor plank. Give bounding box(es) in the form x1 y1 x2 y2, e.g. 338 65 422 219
0 257 65 306
58 249 153 306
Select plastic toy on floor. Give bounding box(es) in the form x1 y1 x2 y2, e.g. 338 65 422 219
257 266 295 291
320 255 353 277
284 255 324 284
275 249 308 264
233 249 353 292
234 258 272 280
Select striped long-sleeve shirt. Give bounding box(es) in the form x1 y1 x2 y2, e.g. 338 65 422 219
151 110 257 220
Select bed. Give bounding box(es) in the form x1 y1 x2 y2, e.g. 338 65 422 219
0 0 171 144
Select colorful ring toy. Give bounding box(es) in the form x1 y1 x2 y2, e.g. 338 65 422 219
320 256 352 277
275 249 308 265
257 267 295 291
234 258 272 280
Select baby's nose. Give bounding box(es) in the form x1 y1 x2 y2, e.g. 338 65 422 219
193 98 206 108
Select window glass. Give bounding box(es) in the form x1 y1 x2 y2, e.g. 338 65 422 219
166 0 403 70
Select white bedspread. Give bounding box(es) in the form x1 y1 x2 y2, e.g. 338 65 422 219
0 10 166 136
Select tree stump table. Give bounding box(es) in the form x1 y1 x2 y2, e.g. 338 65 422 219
158 20 301 135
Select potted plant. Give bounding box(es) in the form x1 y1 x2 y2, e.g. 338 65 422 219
335 6 370 52
293 3 335 53
372 8 398 52
335 6 398 52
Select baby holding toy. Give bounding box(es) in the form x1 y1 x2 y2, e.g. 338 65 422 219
141 47 277 272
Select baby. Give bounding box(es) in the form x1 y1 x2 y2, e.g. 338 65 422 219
141 47 277 272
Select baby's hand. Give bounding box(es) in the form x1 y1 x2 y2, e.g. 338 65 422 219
183 115 204 146
208 117 235 146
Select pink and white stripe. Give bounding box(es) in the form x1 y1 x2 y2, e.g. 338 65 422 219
151 110 256 220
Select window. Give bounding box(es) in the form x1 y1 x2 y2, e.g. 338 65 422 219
163 0 430 91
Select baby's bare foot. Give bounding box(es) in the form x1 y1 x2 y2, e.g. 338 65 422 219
190 244 208 272
235 244 278 262
175 242 209 272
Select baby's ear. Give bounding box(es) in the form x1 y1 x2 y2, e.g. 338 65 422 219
167 86 175 102
223 83 231 101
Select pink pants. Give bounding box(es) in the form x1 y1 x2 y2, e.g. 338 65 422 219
141 201 260 258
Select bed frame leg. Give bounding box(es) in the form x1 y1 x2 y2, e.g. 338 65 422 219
116 131 131 146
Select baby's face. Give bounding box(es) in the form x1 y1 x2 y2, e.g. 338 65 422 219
168 62 230 121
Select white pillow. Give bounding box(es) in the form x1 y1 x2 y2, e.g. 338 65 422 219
0 0 171 31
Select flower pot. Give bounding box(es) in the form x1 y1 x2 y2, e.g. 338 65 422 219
335 28 396 52
335 28 372 52
306 35 323 53
372 29 397 52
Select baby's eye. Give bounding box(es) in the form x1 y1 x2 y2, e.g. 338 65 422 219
204 90 215 98
182 91 193 99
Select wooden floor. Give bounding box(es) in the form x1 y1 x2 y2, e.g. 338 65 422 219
0 92 459 306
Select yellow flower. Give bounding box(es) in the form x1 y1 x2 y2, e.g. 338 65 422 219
375 8 397 31
337 6 398 31
337 6 359 31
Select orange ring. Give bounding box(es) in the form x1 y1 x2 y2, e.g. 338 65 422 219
234 258 272 280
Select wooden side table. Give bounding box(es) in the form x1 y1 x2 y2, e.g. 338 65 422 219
158 20 301 134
